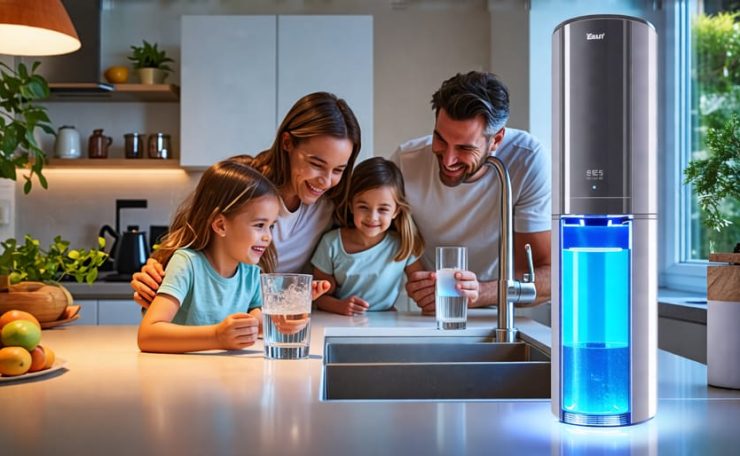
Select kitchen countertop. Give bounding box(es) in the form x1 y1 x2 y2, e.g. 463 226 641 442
1 310 738 455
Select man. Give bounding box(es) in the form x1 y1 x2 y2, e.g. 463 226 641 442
391 71 551 314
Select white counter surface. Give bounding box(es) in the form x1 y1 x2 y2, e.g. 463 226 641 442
1 310 738 455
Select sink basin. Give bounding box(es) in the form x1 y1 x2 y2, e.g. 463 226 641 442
322 333 551 401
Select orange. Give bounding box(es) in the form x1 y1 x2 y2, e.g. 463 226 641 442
104 65 129 83
0 346 32 376
0 310 41 331
42 345 55 369
28 346 47 372
1 320 41 351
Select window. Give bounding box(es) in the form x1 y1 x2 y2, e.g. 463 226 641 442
660 0 738 293
688 1 739 259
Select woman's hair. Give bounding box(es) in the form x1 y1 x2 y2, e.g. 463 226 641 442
154 159 280 272
341 157 424 262
431 71 510 136
243 92 362 218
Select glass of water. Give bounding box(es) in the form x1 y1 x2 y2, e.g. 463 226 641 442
435 246 468 330
260 273 313 359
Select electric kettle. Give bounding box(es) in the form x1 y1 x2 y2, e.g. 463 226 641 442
113 225 148 274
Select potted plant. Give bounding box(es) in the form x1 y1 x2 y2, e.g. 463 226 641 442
128 40 174 84
684 113 740 389
0 235 108 324
0 61 54 194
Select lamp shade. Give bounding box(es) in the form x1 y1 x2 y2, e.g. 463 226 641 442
0 0 81 56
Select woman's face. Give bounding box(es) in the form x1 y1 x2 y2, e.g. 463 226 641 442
284 134 353 205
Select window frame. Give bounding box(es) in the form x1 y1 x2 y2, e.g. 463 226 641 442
659 0 707 293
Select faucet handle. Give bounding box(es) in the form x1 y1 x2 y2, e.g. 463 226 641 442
522 243 535 283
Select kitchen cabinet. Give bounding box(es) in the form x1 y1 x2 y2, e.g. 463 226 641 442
180 15 373 168
98 299 143 325
70 299 142 325
73 299 98 326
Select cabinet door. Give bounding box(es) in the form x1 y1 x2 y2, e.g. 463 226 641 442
98 300 143 325
277 15 373 160
181 16 277 168
73 299 98 325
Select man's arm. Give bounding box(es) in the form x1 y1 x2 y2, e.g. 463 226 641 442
470 230 551 307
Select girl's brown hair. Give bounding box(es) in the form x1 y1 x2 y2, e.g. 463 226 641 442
341 157 424 262
154 159 280 272
242 92 362 218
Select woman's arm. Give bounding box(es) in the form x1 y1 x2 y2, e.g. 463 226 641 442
137 294 259 353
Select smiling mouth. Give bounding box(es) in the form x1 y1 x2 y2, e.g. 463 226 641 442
251 246 267 255
306 182 325 196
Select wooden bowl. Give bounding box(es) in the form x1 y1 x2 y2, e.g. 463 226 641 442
0 281 71 323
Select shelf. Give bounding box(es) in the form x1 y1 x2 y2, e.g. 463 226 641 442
45 84 180 102
45 158 181 169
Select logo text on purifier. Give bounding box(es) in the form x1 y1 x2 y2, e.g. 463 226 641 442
587 33 606 40
586 169 604 180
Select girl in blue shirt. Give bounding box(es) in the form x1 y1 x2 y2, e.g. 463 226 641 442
138 159 328 353
311 157 425 315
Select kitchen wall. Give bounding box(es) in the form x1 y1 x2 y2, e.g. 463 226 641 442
14 0 531 248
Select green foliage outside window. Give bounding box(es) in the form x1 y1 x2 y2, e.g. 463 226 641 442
690 11 740 257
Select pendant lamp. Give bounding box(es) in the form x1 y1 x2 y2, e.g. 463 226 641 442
0 0 81 56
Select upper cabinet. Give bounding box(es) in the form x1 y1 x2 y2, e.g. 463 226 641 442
180 15 373 169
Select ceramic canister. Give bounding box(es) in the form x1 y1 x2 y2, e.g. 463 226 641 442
54 125 81 159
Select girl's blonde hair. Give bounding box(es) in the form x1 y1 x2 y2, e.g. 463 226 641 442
243 92 362 219
154 159 280 272
341 157 424 262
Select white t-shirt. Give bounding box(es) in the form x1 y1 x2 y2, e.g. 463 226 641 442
391 129 551 281
273 197 335 273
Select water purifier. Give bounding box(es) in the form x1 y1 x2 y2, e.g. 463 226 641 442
551 15 658 426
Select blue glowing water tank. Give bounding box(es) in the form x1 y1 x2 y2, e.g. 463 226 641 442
551 15 658 426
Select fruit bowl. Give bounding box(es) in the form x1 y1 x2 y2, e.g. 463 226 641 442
0 282 71 322
40 305 80 329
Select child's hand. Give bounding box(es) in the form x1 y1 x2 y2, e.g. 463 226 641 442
268 314 310 336
311 280 331 300
215 313 259 350
336 295 370 316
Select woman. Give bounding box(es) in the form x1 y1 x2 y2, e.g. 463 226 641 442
131 91 361 307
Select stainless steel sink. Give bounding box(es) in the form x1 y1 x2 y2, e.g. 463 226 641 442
322 332 551 401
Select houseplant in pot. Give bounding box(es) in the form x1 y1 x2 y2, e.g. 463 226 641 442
0 235 108 325
0 61 54 194
684 113 740 389
128 40 174 84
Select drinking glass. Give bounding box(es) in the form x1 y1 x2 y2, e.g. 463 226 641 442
436 246 468 330
260 273 312 359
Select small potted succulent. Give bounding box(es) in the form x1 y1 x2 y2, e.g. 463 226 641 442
128 40 174 84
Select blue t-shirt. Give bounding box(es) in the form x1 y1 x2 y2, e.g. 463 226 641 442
157 249 262 325
310 229 418 311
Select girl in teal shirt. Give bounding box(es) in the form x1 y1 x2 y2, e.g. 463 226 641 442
138 159 328 353
311 157 425 315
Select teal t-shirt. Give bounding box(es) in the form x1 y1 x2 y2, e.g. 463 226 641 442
157 249 262 325
310 229 418 311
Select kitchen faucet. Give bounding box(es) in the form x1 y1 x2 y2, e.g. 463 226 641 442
482 156 537 342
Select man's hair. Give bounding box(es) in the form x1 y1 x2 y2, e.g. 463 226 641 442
431 71 510 136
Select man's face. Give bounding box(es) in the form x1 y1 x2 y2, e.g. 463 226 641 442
431 109 503 187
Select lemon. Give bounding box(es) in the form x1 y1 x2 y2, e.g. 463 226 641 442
0 346 32 376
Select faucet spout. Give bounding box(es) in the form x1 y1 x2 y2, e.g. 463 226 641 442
482 156 537 342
